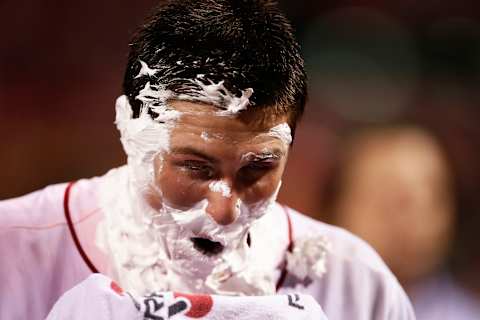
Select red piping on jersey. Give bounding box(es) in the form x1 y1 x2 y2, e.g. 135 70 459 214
64 181 99 273
275 206 293 291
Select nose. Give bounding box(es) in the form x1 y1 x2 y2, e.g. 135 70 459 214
206 185 239 225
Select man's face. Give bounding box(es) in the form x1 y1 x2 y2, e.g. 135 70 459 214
149 100 290 226
103 95 292 295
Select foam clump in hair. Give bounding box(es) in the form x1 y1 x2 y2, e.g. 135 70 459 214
133 59 255 116
177 79 254 115
135 60 159 79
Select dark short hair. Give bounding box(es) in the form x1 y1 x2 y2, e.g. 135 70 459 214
123 0 307 135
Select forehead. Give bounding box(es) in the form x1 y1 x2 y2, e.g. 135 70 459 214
167 100 289 143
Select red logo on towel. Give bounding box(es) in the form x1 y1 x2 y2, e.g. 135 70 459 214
174 293 213 318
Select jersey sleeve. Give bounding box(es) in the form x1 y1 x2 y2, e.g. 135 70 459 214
0 183 83 319
385 278 416 320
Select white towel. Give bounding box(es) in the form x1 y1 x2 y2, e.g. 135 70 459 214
46 274 328 320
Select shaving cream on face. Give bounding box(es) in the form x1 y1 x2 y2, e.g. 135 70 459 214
97 87 180 295
96 61 284 296
98 164 281 296
200 131 210 141
241 151 280 163
209 180 232 198
115 82 179 194
267 123 292 146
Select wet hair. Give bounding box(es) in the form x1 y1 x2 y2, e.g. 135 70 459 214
123 0 307 136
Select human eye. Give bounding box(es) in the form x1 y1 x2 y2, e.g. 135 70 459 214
245 160 277 171
179 160 215 180
238 160 278 185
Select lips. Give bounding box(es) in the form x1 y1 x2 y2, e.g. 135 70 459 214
191 237 225 256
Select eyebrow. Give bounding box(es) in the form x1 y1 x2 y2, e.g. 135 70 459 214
241 149 285 162
169 146 285 164
169 146 218 163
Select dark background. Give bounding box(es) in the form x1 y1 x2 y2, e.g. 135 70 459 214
1 0 479 293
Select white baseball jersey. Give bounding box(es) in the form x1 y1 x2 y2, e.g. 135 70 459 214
0 167 415 319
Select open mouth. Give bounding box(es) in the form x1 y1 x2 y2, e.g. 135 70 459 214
191 237 225 256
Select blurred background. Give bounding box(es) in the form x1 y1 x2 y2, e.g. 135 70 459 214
1 0 479 318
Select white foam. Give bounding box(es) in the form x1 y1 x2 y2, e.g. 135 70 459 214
267 123 292 145
97 61 282 296
241 151 279 163
134 60 159 79
286 235 330 281
200 131 210 141
177 79 253 116
98 166 281 296
209 180 232 198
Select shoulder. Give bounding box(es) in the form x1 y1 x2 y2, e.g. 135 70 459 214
0 175 107 319
0 170 113 228
282 207 416 319
0 183 70 228
287 207 391 274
